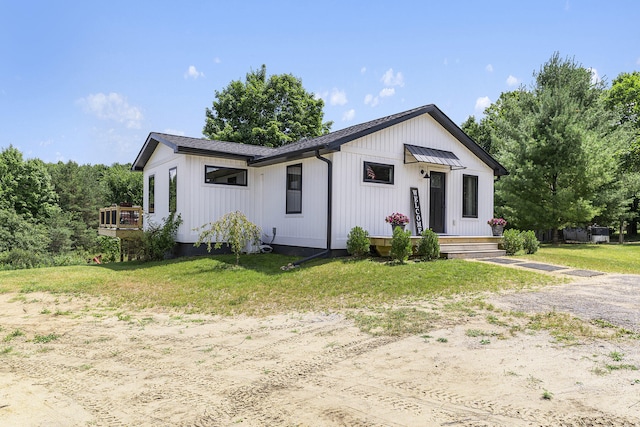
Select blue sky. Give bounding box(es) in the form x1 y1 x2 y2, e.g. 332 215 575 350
1 1 638 165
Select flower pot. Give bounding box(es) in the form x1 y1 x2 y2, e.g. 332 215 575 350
491 225 504 236
392 224 406 233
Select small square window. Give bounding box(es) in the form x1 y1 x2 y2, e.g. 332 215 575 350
363 161 394 184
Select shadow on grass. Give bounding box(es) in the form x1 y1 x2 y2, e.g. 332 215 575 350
95 253 309 276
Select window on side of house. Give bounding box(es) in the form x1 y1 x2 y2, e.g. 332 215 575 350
148 175 155 213
462 174 478 218
169 167 177 213
363 161 394 184
286 164 302 214
204 165 248 186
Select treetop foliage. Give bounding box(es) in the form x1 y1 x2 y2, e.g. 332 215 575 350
203 64 332 148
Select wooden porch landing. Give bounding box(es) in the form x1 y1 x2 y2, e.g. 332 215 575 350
369 235 505 259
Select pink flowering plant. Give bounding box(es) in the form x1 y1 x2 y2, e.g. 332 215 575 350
385 212 410 226
487 217 507 227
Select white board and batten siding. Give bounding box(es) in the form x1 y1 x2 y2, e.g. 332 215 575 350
331 114 495 249
259 158 328 249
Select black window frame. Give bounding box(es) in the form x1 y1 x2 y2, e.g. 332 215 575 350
363 161 394 185
204 165 248 186
462 174 478 218
286 163 302 214
148 174 155 213
169 167 177 213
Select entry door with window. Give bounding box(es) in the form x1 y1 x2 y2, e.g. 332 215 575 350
429 171 446 233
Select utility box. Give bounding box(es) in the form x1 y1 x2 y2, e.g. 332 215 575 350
590 226 609 243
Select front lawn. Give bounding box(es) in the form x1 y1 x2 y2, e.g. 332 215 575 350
518 243 640 274
0 254 556 315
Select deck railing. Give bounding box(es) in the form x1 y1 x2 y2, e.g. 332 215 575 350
99 205 143 230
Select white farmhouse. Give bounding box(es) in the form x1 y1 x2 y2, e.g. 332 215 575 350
132 104 508 258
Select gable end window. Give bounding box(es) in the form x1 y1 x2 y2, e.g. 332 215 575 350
148 175 155 213
462 174 478 218
363 161 394 184
169 167 177 213
205 165 247 186
286 164 302 214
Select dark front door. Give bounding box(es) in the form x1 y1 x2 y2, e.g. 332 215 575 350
429 172 445 233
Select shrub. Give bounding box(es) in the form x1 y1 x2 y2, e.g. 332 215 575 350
195 211 261 266
521 230 539 254
346 226 371 257
98 235 121 263
390 227 412 263
417 229 440 261
502 229 524 255
0 249 50 270
141 212 183 261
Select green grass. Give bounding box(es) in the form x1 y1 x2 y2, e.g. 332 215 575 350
518 243 640 274
0 254 557 315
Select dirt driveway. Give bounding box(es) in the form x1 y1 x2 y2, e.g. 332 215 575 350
1 271 640 426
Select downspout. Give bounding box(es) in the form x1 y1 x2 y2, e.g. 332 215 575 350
293 150 332 266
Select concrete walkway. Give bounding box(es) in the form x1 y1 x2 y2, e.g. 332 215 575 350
479 256 606 277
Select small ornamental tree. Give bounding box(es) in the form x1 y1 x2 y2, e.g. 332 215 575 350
390 227 412 264
417 229 440 261
346 226 371 257
195 211 261 266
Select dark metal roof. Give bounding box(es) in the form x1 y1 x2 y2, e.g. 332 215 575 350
404 144 465 169
131 105 508 176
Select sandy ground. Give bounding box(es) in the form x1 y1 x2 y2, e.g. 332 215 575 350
1 271 640 426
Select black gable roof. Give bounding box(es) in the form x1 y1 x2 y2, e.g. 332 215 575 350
132 105 507 176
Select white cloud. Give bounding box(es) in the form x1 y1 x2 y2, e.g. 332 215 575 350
506 75 520 87
77 92 143 129
486 64 494 73
379 87 395 98
364 94 379 107
342 109 355 121
360 66 367 74
213 57 221 64
637 57 640 65
588 67 601 84
475 96 492 114
443 58 449 66
381 68 404 87
329 88 348 106
184 65 205 79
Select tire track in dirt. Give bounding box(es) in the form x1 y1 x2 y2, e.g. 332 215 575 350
186 335 399 426
7 357 127 426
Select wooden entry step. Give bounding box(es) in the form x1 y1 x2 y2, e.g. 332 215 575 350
369 235 505 259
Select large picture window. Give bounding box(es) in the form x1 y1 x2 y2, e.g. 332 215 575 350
205 165 247 186
148 175 155 213
286 164 302 214
462 174 478 218
169 167 177 213
363 161 394 184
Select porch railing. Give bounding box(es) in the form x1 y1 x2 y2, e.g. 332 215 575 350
99 205 143 230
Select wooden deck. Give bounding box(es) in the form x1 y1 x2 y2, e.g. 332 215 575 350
369 235 505 259
98 205 143 239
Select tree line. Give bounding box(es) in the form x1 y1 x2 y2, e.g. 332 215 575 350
0 145 142 268
462 53 640 242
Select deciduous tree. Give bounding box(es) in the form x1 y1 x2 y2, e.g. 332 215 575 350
203 65 332 147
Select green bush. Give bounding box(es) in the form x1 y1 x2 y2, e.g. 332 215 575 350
390 227 412 263
417 229 440 260
521 230 539 254
98 235 121 263
502 229 524 255
346 226 371 257
142 212 183 261
0 249 49 270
